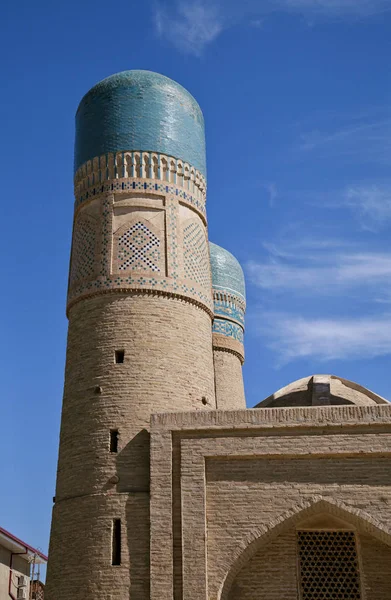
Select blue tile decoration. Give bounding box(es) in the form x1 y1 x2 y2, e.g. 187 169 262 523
67 193 213 315
213 297 245 327
183 220 211 288
209 242 246 342
212 319 244 343
117 222 160 272
209 242 246 301
69 214 97 286
75 71 206 175
74 177 206 220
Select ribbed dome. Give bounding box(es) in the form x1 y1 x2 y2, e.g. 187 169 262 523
75 70 206 174
209 242 245 300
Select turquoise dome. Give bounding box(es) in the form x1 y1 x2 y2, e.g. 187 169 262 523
209 242 246 300
75 70 206 174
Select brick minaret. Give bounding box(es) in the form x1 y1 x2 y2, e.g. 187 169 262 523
46 70 216 599
210 242 246 408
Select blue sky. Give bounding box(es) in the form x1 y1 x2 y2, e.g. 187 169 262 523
1 0 390 562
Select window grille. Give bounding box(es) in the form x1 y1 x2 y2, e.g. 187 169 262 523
297 530 361 600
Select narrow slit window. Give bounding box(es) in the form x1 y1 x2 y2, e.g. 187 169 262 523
112 519 121 565
115 350 125 364
110 429 119 453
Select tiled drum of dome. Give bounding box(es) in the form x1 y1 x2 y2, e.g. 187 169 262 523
117 222 160 273
69 215 97 285
212 320 244 343
183 220 210 287
297 530 361 600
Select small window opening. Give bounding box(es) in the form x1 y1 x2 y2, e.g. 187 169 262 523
110 429 119 453
112 519 121 565
115 350 125 364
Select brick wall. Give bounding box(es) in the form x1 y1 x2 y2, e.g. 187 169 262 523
213 349 245 409
150 406 391 600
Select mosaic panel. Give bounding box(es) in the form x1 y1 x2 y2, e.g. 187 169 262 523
74 179 206 219
67 190 213 314
116 222 161 273
167 198 179 281
183 220 210 288
212 319 244 343
69 215 97 286
67 273 214 315
297 530 361 600
213 297 245 327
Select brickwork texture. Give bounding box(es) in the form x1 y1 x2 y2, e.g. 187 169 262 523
46 69 390 600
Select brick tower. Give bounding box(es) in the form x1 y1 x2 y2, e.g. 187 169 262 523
210 242 246 408
46 70 216 600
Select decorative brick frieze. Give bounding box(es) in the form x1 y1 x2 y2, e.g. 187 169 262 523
74 152 206 214
212 319 244 343
67 187 214 315
213 291 245 328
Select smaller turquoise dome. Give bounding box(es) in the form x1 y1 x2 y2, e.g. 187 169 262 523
209 242 245 300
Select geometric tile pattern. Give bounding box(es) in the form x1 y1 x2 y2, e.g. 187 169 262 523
69 215 96 285
183 220 210 287
75 179 206 219
209 241 246 301
212 319 244 343
213 296 245 327
118 222 160 272
67 194 214 314
297 530 361 600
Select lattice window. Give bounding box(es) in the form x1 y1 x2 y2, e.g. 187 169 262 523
183 220 210 287
117 222 160 272
70 215 96 285
297 530 361 600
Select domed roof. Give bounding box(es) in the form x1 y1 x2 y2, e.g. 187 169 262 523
75 70 206 174
255 375 389 408
209 242 246 300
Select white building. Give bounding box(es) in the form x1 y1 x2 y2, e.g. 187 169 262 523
0 526 47 599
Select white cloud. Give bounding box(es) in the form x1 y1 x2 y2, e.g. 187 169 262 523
153 0 391 56
343 185 391 231
301 182 391 231
248 235 391 363
297 119 391 165
247 246 391 295
273 0 391 18
257 312 391 363
264 182 278 207
153 1 225 56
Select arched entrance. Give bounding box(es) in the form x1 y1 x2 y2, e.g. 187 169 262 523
219 498 391 600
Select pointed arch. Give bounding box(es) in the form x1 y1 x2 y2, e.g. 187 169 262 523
169 159 176 183
142 153 150 178
124 152 133 178
219 495 391 600
152 154 159 179
177 161 184 186
161 156 169 181
134 152 141 178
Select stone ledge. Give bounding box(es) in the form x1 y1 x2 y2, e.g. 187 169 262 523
150 404 391 431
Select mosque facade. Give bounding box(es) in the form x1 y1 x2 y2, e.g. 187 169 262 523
46 70 391 600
